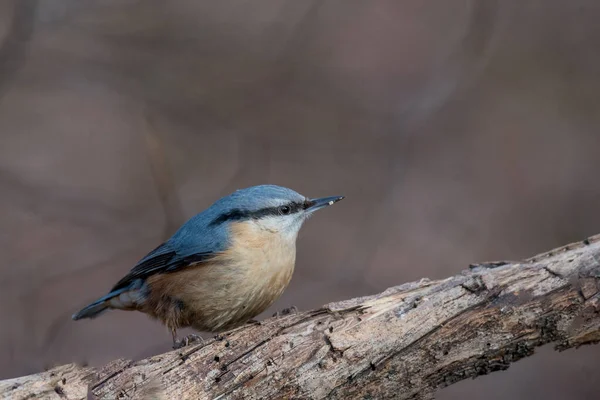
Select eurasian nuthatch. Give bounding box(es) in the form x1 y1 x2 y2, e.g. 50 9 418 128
72 185 343 348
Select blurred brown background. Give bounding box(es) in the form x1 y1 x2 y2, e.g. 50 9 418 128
1 1 600 399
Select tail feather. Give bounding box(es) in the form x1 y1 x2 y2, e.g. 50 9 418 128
72 288 129 320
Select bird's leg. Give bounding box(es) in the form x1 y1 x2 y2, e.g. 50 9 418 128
171 328 203 349
171 328 183 349
272 305 298 317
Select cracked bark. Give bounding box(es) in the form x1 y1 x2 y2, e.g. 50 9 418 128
2 235 600 399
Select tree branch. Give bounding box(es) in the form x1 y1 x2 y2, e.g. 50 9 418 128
2 235 600 399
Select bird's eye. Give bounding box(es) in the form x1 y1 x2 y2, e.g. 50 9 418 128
279 205 291 215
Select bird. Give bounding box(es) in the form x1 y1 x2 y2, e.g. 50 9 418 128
72 184 344 348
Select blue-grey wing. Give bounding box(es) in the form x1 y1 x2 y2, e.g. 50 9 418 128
110 242 216 291
110 208 230 291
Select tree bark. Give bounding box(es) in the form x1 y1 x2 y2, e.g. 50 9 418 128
2 235 600 400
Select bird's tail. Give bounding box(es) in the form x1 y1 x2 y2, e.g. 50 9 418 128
72 287 132 320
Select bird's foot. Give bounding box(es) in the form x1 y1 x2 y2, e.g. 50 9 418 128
272 305 298 317
172 334 203 349
246 319 261 326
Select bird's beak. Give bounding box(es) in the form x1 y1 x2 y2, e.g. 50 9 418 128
306 195 344 212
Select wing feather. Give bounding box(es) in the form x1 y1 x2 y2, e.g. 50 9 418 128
110 242 214 291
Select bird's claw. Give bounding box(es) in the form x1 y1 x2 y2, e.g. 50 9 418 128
172 334 203 349
272 305 298 317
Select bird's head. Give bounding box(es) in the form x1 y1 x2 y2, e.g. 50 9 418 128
209 185 344 241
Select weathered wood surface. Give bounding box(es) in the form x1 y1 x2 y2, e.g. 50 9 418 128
2 235 600 400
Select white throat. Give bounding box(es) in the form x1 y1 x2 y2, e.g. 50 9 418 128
254 214 305 243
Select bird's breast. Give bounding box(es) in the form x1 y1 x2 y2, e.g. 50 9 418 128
207 220 297 326
223 220 297 288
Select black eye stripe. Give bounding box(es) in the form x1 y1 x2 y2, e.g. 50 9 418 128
210 201 305 226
